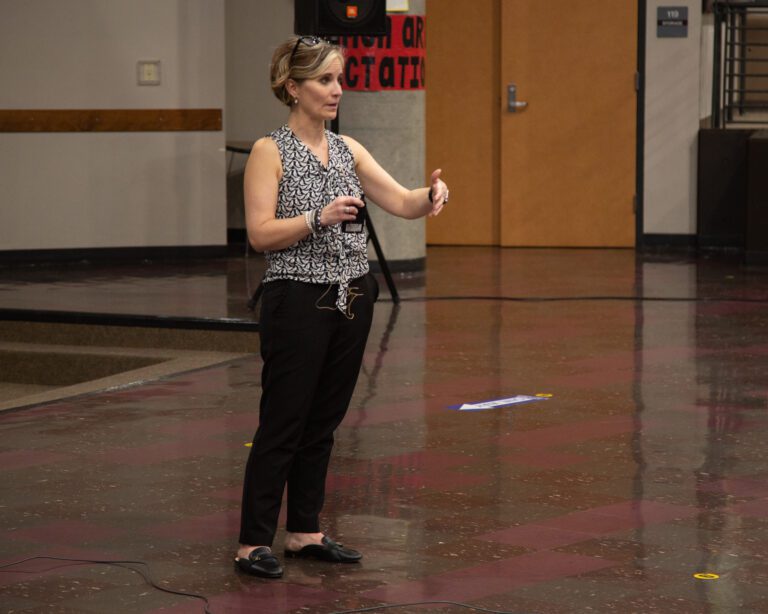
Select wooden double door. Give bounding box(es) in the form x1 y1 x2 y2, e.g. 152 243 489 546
426 0 637 247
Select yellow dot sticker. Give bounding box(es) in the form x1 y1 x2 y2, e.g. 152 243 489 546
694 573 720 580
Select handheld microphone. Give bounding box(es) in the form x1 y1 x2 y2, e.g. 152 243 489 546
342 194 366 233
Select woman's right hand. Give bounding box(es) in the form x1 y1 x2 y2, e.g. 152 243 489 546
319 196 365 227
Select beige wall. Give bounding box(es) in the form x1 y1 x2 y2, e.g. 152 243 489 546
224 0 293 231
0 0 226 251
225 0 293 149
644 0 702 236
700 12 714 122
0 1 722 252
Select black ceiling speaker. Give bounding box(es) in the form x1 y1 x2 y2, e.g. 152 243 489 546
294 0 387 36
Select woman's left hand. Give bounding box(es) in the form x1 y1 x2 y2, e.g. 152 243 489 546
428 169 449 217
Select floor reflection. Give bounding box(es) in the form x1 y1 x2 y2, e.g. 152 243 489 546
2 247 768 613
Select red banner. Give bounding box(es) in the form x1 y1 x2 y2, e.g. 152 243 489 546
340 15 425 92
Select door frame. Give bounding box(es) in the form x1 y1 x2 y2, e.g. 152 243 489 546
636 0 647 248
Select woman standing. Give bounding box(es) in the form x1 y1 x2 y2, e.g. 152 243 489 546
236 36 449 578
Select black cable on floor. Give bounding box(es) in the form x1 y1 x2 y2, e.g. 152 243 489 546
0 556 538 614
383 295 768 304
0 556 213 614
329 601 529 614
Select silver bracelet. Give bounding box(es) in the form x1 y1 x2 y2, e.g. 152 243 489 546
303 211 314 234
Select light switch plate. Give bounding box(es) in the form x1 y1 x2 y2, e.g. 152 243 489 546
137 61 161 86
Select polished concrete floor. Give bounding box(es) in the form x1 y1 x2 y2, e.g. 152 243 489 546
2 247 768 613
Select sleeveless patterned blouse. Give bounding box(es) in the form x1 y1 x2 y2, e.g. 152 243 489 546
264 125 369 313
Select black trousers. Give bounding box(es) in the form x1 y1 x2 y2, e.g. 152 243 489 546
239 274 376 547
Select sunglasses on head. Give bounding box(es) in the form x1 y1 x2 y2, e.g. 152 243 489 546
290 36 322 64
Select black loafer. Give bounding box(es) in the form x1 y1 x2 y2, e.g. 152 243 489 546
284 536 362 563
235 547 283 578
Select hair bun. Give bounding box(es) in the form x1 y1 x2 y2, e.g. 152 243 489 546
270 37 345 107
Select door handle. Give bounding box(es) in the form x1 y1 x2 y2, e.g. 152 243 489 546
507 84 528 112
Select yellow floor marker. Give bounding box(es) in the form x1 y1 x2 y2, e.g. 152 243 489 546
693 573 720 580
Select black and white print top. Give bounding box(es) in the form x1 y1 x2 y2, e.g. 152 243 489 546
264 124 369 313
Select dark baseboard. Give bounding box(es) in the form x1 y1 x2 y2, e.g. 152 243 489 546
228 228 248 244
746 251 768 266
369 256 425 273
0 245 228 266
0 307 258 332
639 234 768 264
639 234 697 250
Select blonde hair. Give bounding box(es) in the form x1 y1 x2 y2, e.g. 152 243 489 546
270 37 345 106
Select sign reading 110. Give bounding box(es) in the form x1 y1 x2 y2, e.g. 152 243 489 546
657 6 688 38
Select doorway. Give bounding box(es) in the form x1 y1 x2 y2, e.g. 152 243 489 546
426 0 638 247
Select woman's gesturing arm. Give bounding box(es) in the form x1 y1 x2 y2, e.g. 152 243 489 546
342 135 449 220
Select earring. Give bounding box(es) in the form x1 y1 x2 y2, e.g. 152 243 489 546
293 98 298 105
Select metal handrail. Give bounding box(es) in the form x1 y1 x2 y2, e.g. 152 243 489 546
713 1 768 127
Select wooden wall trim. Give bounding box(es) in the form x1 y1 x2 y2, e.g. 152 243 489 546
0 109 222 132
